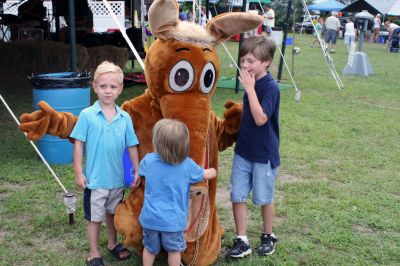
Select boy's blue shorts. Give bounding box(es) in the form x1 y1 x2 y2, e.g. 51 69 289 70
230 153 277 206
142 228 186 254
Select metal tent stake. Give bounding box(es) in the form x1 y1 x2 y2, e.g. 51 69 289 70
64 192 76 225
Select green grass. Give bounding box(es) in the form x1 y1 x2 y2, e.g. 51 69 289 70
1 34 399 265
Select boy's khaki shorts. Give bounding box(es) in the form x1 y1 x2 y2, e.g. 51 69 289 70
83 188 124 222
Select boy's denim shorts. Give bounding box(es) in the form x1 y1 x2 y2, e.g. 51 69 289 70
230 153 277 206
142 228 186 254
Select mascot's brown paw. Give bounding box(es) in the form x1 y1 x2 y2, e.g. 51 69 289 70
114 186 145 254
20 109 50 140
19 101 76 140
223 100 243 135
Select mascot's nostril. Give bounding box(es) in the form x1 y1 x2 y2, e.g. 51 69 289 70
175 69 190 86
204 70 213 88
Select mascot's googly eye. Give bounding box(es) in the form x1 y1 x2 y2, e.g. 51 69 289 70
200 62 216 94
169 60 194 92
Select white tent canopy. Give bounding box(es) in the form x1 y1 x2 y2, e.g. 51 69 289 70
340 0 399 15
387 0 400 16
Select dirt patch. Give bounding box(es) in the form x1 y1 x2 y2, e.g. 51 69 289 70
2 181 37 191
315 172 330 181
0 231 6 244
352 225 376 235
31 236 66 251
0 192 11 201
42 238 66 251
275 215 287 226
217 186 231 210
275 188 283 203
316 159 335 166
279 172 303 183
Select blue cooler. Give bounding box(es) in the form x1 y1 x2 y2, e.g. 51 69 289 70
32 72 90 164
286 36 293 45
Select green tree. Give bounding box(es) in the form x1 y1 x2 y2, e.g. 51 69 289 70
271 0 314 29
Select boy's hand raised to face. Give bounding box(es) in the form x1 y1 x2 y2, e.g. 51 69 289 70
239 69 256 93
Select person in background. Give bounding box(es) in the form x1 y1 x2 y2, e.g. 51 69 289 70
187 9 193 22
61 0 92 43
226 36 280 259
263 4 275 37
371 14 381 43
139 119 217 266
324 11 341 53
244 4 259 38
199 6 207 27
10 0 46 40
71 61 140 266
18 0 46 26
384 19 400 41
179 5 187 21
344 16 356 52
310 17 324 48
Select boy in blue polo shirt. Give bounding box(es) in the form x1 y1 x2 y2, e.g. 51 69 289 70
71 61 140 266
226 36 280 259
139 119 216 266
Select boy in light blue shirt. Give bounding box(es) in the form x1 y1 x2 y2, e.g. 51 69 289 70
139 119 216 266
71 61 140 266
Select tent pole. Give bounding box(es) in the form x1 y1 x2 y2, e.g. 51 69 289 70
278 0 292 82
291 3 296 77
206 0 209 19
235 0 247 94
68 0 77 72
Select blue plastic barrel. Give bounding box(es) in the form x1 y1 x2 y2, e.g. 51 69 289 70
32 72 90 164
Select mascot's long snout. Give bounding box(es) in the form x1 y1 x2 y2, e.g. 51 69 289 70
159 93 211 170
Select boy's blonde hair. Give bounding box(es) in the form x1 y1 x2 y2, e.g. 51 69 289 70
152 119 190 165
239 36 276 63
93 61 124 84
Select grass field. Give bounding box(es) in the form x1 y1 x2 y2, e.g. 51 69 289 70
1 34 399 265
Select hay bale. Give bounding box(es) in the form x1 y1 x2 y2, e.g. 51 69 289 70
85 45 129 74
0 41 89 75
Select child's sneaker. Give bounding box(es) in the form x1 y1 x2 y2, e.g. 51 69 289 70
226 238 252 259
257 233 277 256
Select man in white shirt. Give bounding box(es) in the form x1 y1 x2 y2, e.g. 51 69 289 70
263 4 275 36
244 4 259 38
324 11 341 53
384 19 400 41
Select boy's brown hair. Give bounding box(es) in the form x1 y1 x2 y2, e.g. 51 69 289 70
239 36 276 63
93 61 124 85
152 119 190 164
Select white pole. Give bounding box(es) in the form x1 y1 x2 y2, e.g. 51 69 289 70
0 94 68 194
102 0 145 70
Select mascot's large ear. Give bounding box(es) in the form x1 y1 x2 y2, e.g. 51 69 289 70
148 0 179 39
206 13 264 44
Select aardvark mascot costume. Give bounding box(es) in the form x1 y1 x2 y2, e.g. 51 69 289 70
19 0 263 264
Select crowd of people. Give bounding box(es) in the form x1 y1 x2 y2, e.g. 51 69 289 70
308 11 399 53
178 5 211 27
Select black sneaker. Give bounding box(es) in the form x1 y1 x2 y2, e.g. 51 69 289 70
257 233 277 256
226 238 252 259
